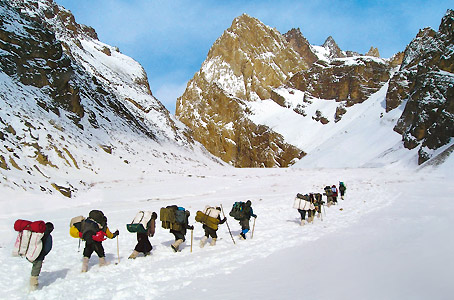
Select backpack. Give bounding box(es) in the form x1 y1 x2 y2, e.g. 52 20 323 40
229 202 246 220
175 207 187 224
127 211 153 233
160 205 185 231
293 195 315 210
195 206 221 230
69 216 85 238
88 210 106 227
12 219 46 262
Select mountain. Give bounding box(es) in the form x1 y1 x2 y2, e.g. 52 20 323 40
176 11 453 168
386 9 454 164
0 0 222 197
176 14 307 167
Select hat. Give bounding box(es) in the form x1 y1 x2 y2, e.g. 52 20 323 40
45 222 54 233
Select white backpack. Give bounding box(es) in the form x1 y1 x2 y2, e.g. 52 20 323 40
203 206 221 219
12 230 44 262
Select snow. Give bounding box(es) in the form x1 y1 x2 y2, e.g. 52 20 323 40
247 81 416 168
1 162 453 299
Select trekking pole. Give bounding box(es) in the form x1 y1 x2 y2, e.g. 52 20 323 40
190 229 193 253
78 239 81 252
251 217 256 239
220 204 236 245
116 235 120 264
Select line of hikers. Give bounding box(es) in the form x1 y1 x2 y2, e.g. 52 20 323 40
294 182 347 225
12 182 345 291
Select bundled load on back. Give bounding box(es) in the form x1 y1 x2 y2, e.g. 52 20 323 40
127 211 154 233
160 205 187 231
69 210 108 242
293 193 315 210
13 219 47 262
229 201 246 220
195 206 221 230
69 216 85 238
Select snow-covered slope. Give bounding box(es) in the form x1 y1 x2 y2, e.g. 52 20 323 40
249 81 422 168
0 163 452 299
0 0 223 196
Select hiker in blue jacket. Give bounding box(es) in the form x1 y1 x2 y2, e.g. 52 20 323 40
239 200 257 240
30 222 54 291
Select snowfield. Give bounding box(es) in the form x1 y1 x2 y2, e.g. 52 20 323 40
1 160 453 300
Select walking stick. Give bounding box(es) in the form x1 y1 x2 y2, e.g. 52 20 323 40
78 238 81 252
220 204 236 245
251 217 256 239
190 229 193 253
116 235 120 264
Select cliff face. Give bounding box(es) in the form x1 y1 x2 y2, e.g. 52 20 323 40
386 9 454 164
176 14 306 167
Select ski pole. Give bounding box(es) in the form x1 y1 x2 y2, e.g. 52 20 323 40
190 229 193 253
78 238 81 252
251 217 256 239
220 204 236 245
116 235 120 264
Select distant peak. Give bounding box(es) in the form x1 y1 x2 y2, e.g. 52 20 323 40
322 36 337 47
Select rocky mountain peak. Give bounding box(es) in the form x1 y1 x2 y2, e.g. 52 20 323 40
366 46 380 57
176 14 307 167
284 28 318 66
322 36 345 58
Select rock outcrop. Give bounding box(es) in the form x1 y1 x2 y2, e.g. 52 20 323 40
386 9 454 164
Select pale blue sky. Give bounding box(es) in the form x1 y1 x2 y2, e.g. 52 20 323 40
55 0 452 113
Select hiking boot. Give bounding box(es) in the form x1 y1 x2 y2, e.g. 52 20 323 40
239 233 246 240
210 238 217 246
99 257 108 267
200 236 208 248
30 276 38 291
144 251 151 257
81 257 89 273
300 219 305 226
317 212 321 219
171 239 183 252
128 250 139 259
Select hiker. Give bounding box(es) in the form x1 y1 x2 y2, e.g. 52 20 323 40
331 185 338 204
313 193 324 218
238 200 257 240
294 194 316 226
324 186 334 207
30 222 54 291
81 210 119 272
128 212 157 259
339 182 347 199
170 209 193 252
199 207 227 247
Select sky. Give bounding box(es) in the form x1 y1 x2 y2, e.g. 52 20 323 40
54 0 453 113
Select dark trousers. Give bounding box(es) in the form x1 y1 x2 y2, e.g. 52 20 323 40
170 230 186 242
203 225 218 239
134 232 152 253
83 241 105 258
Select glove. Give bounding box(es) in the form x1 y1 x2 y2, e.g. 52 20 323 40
113 230 119 238
189 225 194 230
223 217 227 222
253 215 257 219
